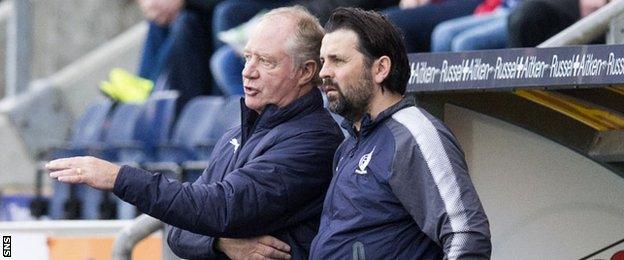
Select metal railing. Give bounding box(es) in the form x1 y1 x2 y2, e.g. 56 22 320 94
6 0 30 97
111 214 163 260
539 0 624 47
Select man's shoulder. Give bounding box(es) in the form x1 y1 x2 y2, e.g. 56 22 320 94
276 108 343 138
388 106 448 137
385 106 460 154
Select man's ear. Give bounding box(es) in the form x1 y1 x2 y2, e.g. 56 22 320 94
372 56 391 85
298 60 318 86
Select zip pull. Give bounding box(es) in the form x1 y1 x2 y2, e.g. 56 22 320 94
348 138 360 157
352 241 366 260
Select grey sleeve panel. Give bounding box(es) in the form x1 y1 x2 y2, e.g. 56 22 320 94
388 107 491 260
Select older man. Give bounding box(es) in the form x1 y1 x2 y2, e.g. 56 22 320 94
47 6 343 260
311 8 491 259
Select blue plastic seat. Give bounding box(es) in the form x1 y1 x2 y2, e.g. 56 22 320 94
113 90 179 164
154 94 219 163
182 95 241 181
145 96 225 170
86 103 144 161
47 99 114 220
111 90 179 219
46 99 114 159
52 98 166 219
213 95 242 139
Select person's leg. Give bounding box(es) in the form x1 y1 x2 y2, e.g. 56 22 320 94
210 46 244 96
138 22 173 82
431 13 502 52
451 11 510 51
507 0 578 47
164 9 218 114
384 0 482 53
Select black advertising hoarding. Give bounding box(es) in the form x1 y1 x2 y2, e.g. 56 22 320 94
407 44 624 93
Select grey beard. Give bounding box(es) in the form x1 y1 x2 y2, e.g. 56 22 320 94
325 71 374 122
329 91 362 122
328 85 371 122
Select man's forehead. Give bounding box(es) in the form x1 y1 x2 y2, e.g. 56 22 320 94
256 16 296 38
245 17 295 53
321 29 359 55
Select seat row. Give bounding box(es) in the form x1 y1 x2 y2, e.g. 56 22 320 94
33 91 242 220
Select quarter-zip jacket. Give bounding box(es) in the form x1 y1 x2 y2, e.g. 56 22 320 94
113 88 344 259
310 97 491 259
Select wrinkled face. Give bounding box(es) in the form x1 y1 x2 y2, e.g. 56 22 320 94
242 17 299 113
319 29 374 121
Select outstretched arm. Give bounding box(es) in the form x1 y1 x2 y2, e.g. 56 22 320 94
47 130 336 237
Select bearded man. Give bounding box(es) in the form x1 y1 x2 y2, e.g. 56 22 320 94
311 7 492 259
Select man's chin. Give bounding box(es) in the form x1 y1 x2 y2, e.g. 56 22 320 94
244 99 263 112
328 103 346 116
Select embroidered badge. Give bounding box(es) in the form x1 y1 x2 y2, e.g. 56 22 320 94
355 147 375 175
229 138 240 153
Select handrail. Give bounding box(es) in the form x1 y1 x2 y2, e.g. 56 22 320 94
539 0 624 47
6 0 30 97
111 214 163 260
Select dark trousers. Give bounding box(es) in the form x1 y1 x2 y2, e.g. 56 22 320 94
138 22 173 82
383 0 483 53
138 8 220 115
507 0 580 47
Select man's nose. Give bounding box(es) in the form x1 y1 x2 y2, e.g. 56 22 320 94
242 62 259 79
319 63 332 79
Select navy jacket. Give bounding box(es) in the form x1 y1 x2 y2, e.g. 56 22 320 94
310 98 491 259
113 88 343 259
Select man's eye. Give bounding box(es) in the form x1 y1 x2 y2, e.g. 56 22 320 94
243 54 252 62
259 57 275 68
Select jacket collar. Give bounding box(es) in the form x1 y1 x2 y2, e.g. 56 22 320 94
240 87 324 141
341 96 415 137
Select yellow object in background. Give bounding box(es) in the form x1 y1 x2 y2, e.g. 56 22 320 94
99 68 153 103
515 89 624 131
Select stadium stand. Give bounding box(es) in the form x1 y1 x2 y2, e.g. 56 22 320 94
181 95 242 182
142 96 225 181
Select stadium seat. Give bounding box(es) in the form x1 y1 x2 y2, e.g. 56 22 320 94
46 99 115 159
66 102 143 220
182 95 242 181
46 99 115 220
143 96 225 180
51 90 180 220
110 90 179 219
113 90 179 164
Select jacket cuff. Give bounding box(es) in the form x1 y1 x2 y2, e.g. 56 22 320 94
206 237 228 259
167 226 228 259
113 165 152 203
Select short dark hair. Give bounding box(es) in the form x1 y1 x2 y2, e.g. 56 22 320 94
324 7 409 95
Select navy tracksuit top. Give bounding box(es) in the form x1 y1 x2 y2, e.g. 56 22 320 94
113 88 343 259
